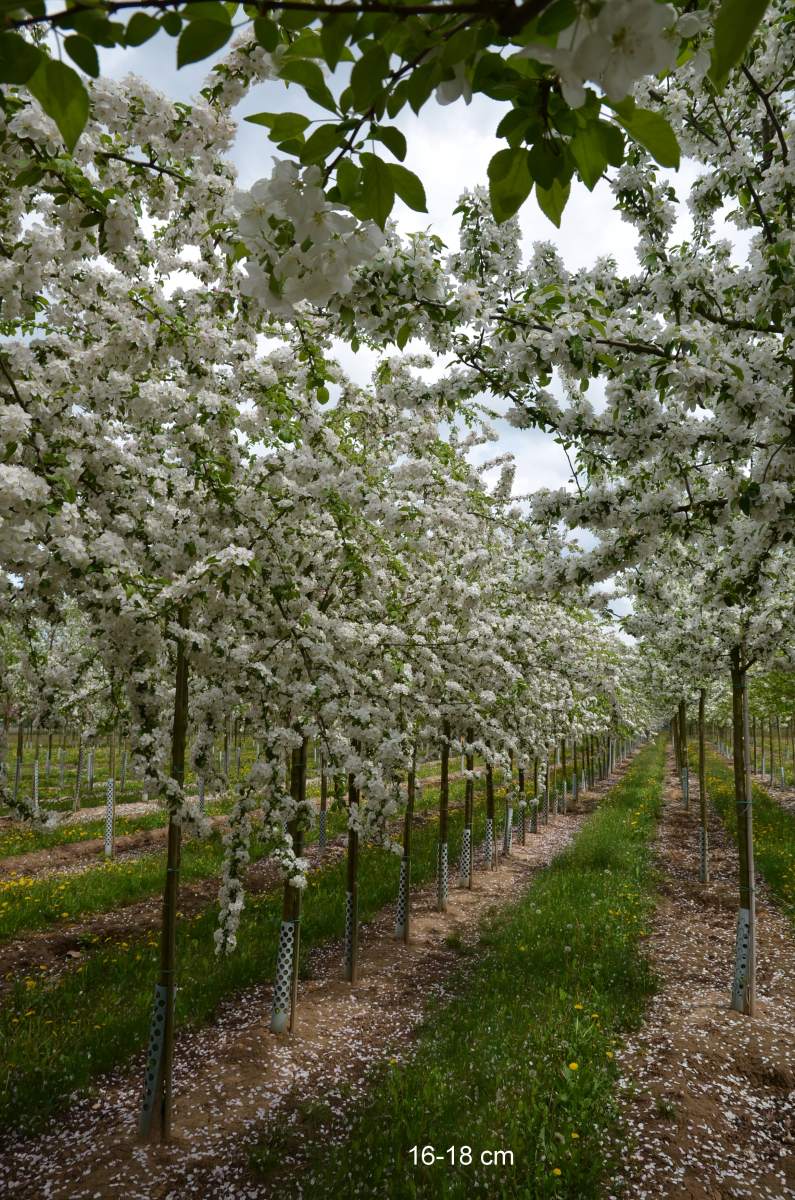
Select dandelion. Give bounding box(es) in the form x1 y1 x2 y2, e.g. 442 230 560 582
568 1062 578 1070
552 1167 562 1176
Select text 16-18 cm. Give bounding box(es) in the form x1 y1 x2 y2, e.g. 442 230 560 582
409 1145 514 1167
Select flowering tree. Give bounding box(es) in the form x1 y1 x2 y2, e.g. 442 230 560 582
1 1 771 240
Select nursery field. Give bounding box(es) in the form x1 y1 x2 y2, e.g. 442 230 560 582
1 733 795 1199
2 2 795 1198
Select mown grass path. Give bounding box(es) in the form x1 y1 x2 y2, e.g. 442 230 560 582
251 737 665 1199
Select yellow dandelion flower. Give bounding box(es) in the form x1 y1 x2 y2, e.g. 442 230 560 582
568 1062 578 1071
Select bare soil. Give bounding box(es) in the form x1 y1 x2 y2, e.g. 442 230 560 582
0 774 615 1200
610 755 795 1200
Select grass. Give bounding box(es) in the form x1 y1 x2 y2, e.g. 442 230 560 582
0 780 484 1133
0 799 234 860
251 738 666 1199
0 775 474 943
705 746 795 925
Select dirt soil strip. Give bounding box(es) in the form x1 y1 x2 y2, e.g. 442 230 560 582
610 756 795 1200
0 776 623 1200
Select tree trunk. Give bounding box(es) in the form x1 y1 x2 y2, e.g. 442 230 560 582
104 731 116 860
576 739 583 806
73 732 83 812
460 729 474 888
729 647 755 1016
485 760 496 868
344 753 360 982
561 739 567 813
271 736 307 1033
396 745 416 940
318 756 328 851
698 688 708 884
139 626 189 1141
437 720 450 910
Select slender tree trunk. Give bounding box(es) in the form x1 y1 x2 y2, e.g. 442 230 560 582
396 744 416 940
437 720 450 910
13 723 23 803
698 688 708 884
752 715 757 775
139 627 189 1142
73 731 83 812
679 699 689 808
518 765 526 844
104 731 116 860
576 739 583 806
561 739 567 812
318 756 328 851
271 737 307 1033
485 761 496 868
461 729 474 888
730 647 756 1016
344 752 360 982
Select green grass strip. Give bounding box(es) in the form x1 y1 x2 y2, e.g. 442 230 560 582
0 782 480 1133
257 739 666 1199
704 747 795 924
0 777 472 940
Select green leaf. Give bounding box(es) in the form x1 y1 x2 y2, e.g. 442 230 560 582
487 147 532 224
125 12 159 46
710 0 770 88
279 58 337 114
64 34 99 78
176 18 232 68
372 124 407 161
387 163 427 212
536 177 570 227
537 0 578 35
320 13 355 71
244 111 311 140
569 126 608 191
301 122 342 164
336 158 361 204
359 151 395 228
0 32 42 84
614 105 680 169
183 1 231 21
593 120 624 167
253 17 279 51
350 45 388 112
27 59 88 152
160 11 182 37
526 140 566 190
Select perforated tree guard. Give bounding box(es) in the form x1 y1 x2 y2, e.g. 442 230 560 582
483 817 494 867
270 918 297 1033
318 808 327 850
394 858 409 937
139 983 169 1135
459 827 472 881
437 841 449 909
104 777 115 858
530 798 539 834
731 907 752 1011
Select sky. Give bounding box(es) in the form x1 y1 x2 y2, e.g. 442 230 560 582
97 28 738 627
